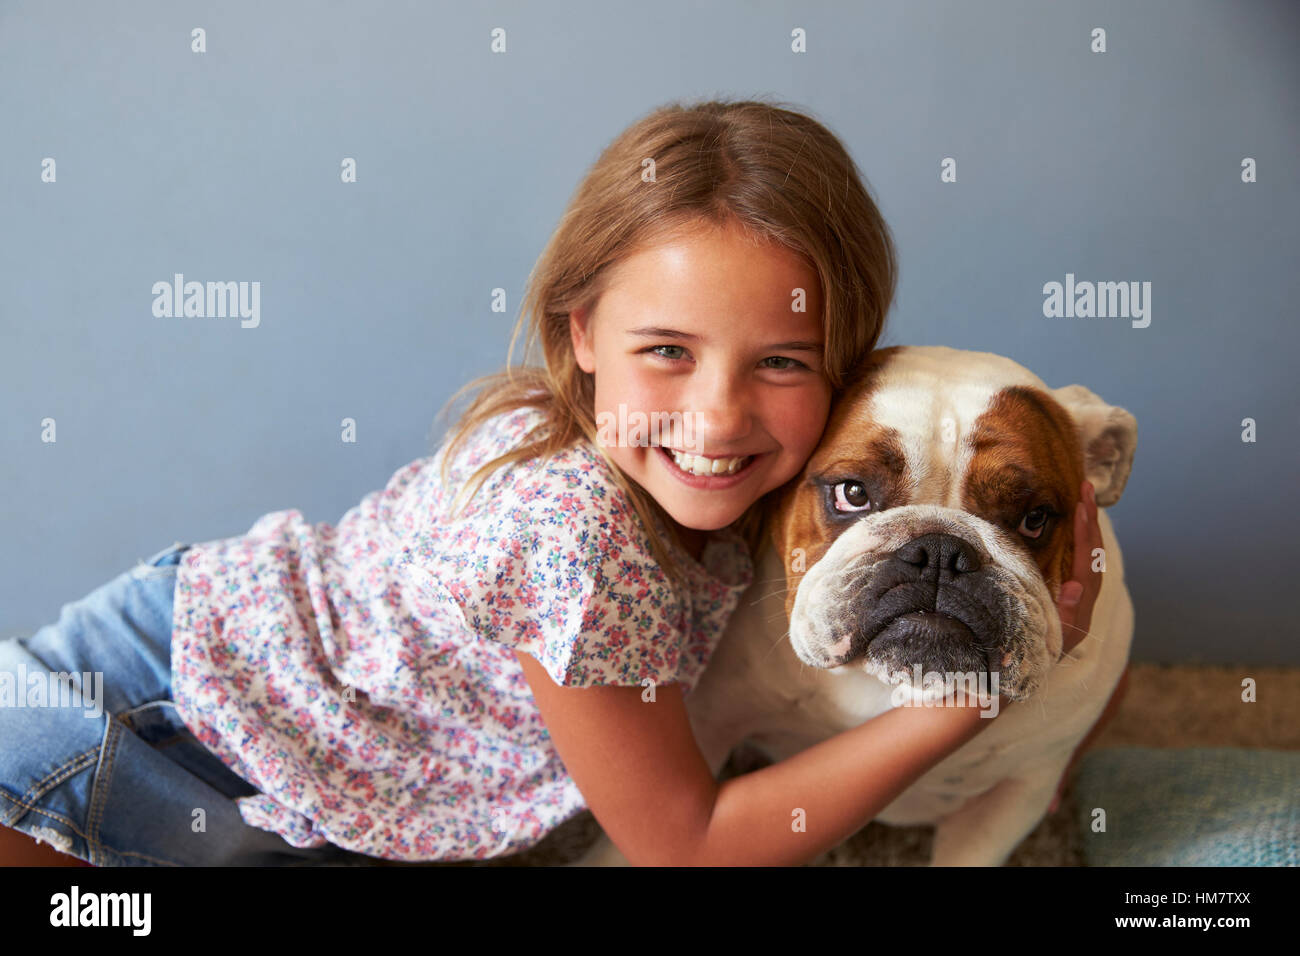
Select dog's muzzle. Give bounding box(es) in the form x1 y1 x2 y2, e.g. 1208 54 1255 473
788 508 1057 700
851 532 1004 673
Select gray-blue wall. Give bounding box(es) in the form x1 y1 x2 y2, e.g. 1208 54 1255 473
3 0 1297 665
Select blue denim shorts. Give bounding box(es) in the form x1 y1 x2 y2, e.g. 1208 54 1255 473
0 541 363 866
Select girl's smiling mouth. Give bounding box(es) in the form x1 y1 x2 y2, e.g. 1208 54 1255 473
657 445 763 488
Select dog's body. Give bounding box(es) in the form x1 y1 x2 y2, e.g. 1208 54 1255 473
581 345 1137 866
680 506 1132 865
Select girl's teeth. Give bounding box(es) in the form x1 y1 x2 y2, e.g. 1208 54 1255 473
669 449 752 476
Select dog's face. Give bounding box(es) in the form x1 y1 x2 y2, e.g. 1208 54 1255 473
773 345 1137 701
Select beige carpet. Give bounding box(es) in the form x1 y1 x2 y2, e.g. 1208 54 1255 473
370 663 1300 867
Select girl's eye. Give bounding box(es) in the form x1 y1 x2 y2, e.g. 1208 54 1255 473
645 345 687 360
641 346 808 371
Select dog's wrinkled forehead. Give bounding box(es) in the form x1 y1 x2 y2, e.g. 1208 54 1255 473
774 346 1085 594
860 349 1059 504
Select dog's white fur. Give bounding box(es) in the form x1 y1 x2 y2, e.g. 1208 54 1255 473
577 346 1136 866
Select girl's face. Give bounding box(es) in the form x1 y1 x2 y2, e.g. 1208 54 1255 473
570 221 832 555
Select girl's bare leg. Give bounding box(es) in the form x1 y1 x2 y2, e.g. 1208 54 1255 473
0 823 88 866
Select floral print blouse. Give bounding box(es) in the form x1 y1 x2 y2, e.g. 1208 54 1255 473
170 405 754 860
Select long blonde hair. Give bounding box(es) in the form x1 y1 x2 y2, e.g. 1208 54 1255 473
434 96 898 591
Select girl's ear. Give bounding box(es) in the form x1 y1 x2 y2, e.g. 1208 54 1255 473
570 307 596 374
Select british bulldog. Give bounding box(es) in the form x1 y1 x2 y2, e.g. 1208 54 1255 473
584 344 1137 866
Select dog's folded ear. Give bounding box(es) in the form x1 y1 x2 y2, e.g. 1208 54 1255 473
1050 384 1138 507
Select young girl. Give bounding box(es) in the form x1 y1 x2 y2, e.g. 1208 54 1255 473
0 98 1103 867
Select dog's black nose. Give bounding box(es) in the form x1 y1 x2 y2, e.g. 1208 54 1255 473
893 533 982 578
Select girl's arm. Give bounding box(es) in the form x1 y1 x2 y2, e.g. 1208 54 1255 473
517 479 1104 866
517 650 994 867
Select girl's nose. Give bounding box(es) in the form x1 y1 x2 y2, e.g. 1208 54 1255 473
687 376 753 452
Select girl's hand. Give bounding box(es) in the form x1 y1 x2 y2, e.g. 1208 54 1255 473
1056 480 1103 659
1047 479 1117 813
959 479 1104 716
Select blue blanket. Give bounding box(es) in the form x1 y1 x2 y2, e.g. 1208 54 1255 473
1072 747 1299 866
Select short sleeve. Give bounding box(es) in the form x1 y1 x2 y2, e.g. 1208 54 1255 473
405 463 690 690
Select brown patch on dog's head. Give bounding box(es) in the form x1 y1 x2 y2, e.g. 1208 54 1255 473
961 385 1085 595
772 350 912 621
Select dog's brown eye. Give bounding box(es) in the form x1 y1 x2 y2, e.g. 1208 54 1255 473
833 481 872 513
1018 506 1051 539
